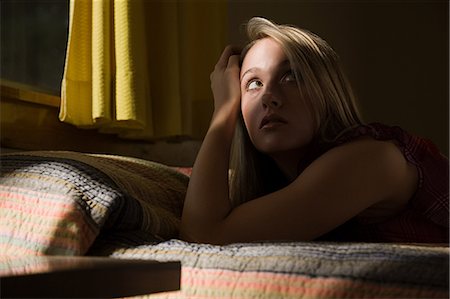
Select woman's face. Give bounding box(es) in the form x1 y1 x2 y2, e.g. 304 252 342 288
240 37 315 159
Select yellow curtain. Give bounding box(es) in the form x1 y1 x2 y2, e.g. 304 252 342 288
60 0 227 139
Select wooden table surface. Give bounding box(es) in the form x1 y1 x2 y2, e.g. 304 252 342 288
0 255 181 298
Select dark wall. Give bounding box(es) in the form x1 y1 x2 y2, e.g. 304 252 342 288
2 1 448 154
228 0 449 154
0 1 68 94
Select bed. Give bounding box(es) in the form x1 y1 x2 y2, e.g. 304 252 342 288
0 151 448 298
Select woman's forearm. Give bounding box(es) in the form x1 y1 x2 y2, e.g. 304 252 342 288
180 111 237 243
180 45 241 243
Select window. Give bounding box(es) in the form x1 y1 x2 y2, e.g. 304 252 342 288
1 1 69 95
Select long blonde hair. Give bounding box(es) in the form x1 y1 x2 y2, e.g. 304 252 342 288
230 17 363 207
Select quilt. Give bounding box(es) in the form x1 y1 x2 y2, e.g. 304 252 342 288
0 151 448 298
88 236 449 298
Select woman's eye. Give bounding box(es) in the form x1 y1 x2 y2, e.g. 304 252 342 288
247 80 263 90
283 71 296 83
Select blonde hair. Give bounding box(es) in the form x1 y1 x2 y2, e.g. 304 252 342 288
230 17 363 207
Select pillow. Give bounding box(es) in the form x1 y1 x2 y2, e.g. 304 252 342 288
0 151 189 256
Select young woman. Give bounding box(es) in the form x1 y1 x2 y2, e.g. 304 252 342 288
180 17 448 244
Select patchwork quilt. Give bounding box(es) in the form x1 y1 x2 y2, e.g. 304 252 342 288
0 151 448 298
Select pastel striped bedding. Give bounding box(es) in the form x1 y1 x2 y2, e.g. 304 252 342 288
87 237 449 298
0 151 448 298
0 151 188 255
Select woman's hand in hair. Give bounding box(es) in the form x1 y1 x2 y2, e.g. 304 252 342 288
210 45 242 121
180 46 242 243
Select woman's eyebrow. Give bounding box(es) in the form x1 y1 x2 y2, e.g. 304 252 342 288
240 67 258 81
240 60 291 81
279 60 291 70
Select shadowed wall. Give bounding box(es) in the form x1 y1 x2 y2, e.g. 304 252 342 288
1 1 448 162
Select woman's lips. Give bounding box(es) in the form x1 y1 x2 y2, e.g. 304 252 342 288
259 114 288 129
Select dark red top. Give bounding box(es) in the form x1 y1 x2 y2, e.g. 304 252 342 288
316 123 449 243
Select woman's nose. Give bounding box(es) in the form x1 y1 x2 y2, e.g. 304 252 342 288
261 92 282 109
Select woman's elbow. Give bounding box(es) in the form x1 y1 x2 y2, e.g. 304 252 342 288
178 227 199 243
179 225 227 245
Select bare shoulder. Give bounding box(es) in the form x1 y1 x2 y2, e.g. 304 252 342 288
315 137 407 169
304 137 418 208
215 137 418 243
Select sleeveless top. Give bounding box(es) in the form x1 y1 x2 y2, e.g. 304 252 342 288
313 123 449 243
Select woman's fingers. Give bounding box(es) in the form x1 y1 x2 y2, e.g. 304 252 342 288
210 45 241 83
209 46 242 113
227 54 240 69
215 45 241 70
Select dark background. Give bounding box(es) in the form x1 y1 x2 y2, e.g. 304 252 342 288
1 0 448 153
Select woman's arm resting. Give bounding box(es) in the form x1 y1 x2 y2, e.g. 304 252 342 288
215 138 417 244
183 138 417 244
179 46 241 243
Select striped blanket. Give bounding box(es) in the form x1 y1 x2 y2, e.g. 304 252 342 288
0 151 188 255
0 151 448 298
89 238 449 298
